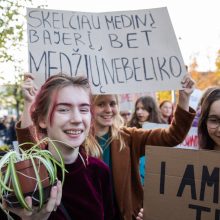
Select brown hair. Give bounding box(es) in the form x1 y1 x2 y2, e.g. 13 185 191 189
30 73 101 157
198 87 220 149
159 100 174 124
197 86 219 110
128 96 162 128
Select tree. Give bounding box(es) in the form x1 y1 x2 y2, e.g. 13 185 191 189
189 54 220 90
188 57 200 82
215 49 220 74
0 0 32 63
0 74 24 119
0 0 46 79
0 0 45 117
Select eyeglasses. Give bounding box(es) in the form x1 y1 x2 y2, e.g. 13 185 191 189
207 117 220 129
121 113 131 117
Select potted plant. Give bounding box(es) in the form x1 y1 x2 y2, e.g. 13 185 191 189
0 137 66 217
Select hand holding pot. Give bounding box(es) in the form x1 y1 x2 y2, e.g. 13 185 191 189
3 180 62 220
136 208 143 220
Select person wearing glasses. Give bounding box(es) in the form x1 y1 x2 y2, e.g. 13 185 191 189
120 110 132 126
192 86 218 127
198 87 220 150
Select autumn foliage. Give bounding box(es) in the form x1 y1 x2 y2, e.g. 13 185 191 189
189 50 220 90
157 50 220 103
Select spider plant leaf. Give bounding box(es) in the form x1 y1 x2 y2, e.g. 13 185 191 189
18 142 35 150
30 155 44 209
28 137 48 152
0 164 13 193
53 159 57 181
38 151 59 183
33 150 64 185
47 139 66 185
0 137 67 212
9 157 31 211
32 155 56 185
0 151 16 169
26 138 66 184
0 152 16 193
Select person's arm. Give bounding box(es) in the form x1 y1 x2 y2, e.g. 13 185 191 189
16 73 38 149
126 74 196 156
177 74 195 111
20 74 38 128
147 74 195 146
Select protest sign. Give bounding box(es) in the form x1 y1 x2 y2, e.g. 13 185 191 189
144 146 220 220
119 92 155 111
142 122 198 149
176 126 198 149
27 7 186 94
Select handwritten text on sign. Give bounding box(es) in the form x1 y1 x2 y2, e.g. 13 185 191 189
27 7 186 94
144 146 220 220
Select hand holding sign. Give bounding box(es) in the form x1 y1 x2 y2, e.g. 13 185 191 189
20 73 38 128
178 74 196 111
27 7 186 94
22 73 38 104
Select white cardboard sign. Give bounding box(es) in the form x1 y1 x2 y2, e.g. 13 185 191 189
27 7 186 94
143 122 198 149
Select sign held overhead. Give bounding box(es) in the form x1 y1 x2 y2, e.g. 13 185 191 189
27 7 186 94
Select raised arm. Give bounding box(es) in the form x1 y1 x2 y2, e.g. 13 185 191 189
124 73 196 156
177 74 195 111
16 74 38 149
20 74 38 128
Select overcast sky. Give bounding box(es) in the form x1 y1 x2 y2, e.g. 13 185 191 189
1 0 219 84
44 0 220 71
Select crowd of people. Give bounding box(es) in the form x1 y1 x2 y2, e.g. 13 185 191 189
1 71 220 220
0 116 17 147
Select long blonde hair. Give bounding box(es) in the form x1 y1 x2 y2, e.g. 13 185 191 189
92 94 126 151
